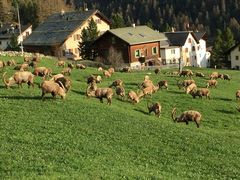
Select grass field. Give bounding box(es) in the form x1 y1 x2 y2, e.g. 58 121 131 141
0 56 240 179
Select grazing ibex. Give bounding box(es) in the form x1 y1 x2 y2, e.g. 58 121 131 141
190 88 210 99
33 67 52 78
0 60 6 69
76 64 86 69
57 60 65 67
236 90 240 100
195 72 205 77
61 67 72 76
222 74 231 81
154 68 160 74
206 80 218 88
103 70 111 77
158 80 168 90
6 59 16 66
109 79 123 88
210 72 220 79
138 85 159 98
115 85 125 99
171 108 202 128
87 75 102 84
177 79 195 89
147 102 162 117
179 69 193 77
185 83 197 94
86 82 114 105
41 80 66 99
128 90 140 104
55 76 71 92
121 67 131 73
108 67 115 75
3 71 34 88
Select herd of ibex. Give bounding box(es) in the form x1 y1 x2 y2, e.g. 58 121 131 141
1 56 238 128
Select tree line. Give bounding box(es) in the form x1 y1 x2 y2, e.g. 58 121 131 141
0 0 239 67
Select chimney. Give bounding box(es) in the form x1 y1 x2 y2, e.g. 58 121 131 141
132 23 136 28
84 3 88 11
61 9 65 17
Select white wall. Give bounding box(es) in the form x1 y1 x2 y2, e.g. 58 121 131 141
0 39 10 50
230 45 240 69
160 46 181 65
60 13 110 60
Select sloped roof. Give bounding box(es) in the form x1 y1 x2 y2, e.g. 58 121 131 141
23 10 109 46
164 32 190 46
193 32 205 41
0 23 31 39
225 42 240 54
107 26 167 45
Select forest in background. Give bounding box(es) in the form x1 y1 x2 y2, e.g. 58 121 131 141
0 0 240 44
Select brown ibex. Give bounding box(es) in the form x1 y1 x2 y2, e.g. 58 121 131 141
147 102 162 117
3 71 34 88
171 108 202 128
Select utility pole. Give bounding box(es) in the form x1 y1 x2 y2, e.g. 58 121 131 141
16 2 23 56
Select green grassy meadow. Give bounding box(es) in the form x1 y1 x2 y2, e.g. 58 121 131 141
0 56 240 179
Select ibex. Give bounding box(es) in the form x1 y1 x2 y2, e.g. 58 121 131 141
171 108 202 128
3 71 34 88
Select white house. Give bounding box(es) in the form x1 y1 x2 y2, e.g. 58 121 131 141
164 31 210 67
0 23 32 50
160 40 181 65
227 43 240 69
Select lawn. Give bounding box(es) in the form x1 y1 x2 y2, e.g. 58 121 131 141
0 55 240 179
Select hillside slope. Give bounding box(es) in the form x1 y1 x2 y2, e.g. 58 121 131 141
0 56 240 179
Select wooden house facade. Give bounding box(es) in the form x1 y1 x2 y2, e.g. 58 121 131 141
23 10 110 60
93 26 167 68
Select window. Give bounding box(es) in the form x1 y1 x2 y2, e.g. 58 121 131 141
111 37 115 44
26 32 29 36
188 38 191 43
236 56 239 60
95 18 101 24
135 49 141 58
75 48 79 54
185 48 188 52
171 49 175 54
0 41 1 45
192 46 195 51
73 34 81 41
62 50 65 56
152 47 158 55
69 49 73 55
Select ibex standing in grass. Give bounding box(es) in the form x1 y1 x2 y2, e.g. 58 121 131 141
171 108 202 128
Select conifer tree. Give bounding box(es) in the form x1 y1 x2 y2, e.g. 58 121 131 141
78 18 99 60
111 13 125 29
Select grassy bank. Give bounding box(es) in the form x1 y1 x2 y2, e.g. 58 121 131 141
0 56 240 179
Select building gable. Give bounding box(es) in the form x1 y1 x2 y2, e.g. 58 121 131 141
23 10 110 47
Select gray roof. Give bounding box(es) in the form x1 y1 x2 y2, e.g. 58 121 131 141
193 32 205 41
23 10 108 46
108 26 167 45
164 32 190 46
0 23 31 39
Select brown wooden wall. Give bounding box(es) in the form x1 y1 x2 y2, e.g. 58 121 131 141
94 32 161 65
94 32 129 64
129 42 160 63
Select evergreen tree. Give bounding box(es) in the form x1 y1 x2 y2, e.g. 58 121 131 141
211 27 235 67
6 34 20 51
78 18 99 60
211 29 223 67
111 13 125 29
